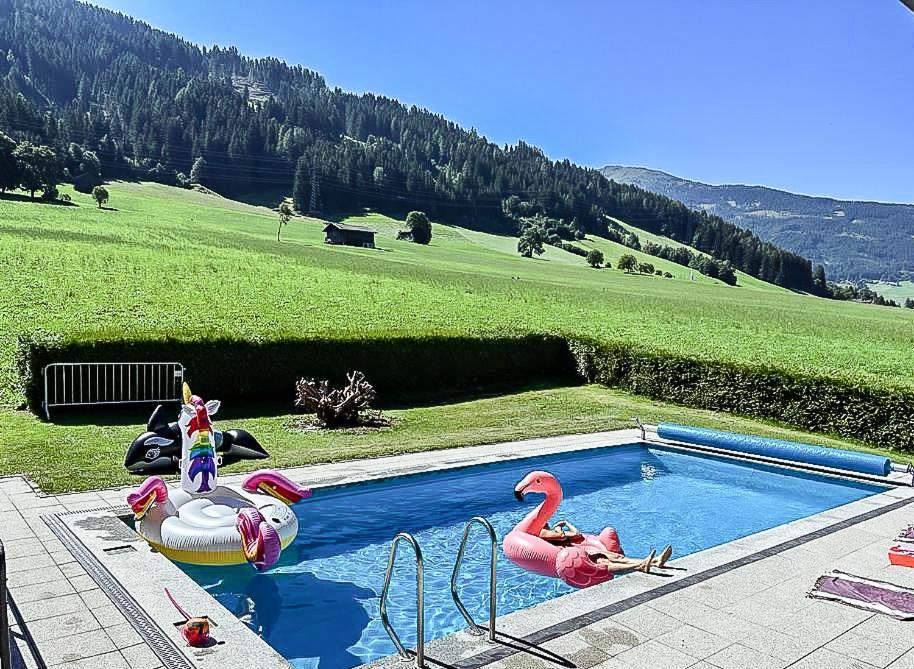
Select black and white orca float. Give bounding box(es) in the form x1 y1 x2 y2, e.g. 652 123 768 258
124 404 269 474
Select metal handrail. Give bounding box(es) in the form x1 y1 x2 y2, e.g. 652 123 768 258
450 517 497 642
1 539 11 669
379 533 425 668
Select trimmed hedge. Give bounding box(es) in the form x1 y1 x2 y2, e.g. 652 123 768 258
17 332 577 412
16 330 914 452
567 337 914 453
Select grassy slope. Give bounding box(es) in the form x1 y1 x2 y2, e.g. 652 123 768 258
868 280 914 304
1 182 912 492
1 181 913 405
612 216 782 292
0 384 894 493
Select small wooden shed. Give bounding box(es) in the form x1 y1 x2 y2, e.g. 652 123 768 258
323 223 376 248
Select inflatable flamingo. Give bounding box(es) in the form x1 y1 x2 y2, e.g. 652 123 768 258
503 470 623 589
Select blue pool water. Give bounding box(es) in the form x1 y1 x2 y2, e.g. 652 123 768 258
178 444 884 669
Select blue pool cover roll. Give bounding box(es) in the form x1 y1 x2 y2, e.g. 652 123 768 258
656 423 892 477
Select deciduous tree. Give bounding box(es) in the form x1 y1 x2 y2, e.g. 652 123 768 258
92 185 109 208
405 210 432 244
277 201 293 242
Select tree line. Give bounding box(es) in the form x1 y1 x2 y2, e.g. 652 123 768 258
0 0 839 294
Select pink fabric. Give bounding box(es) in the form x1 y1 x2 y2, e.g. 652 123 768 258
812 572 914 619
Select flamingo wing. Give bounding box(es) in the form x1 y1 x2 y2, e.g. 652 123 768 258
555 545 613 589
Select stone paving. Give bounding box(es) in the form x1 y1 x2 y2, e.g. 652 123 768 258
2 429 913 669
1 477 158 669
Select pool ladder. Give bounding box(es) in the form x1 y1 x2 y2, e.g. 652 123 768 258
379 517 497 668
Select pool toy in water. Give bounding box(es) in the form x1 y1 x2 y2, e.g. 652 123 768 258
128 385 310 570
124 387 268 475
503 470 623 589
129 470 310 570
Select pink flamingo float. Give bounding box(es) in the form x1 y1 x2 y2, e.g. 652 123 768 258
503 470 628 589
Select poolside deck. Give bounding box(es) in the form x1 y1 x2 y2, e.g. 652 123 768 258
1 429 913 669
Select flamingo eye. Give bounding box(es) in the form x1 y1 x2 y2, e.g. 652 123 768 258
536 478 541 484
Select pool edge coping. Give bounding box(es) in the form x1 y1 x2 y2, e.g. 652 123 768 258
27 427 914 669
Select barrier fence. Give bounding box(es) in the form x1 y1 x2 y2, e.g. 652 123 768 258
42 362 185 419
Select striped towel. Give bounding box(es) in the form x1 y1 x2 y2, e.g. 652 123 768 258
809 570 914 620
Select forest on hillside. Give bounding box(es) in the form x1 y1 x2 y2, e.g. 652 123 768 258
0 0 818 291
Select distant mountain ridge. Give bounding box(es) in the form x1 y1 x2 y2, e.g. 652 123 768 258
601 166 914 281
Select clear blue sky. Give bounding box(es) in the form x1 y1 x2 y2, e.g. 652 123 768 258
92 0 914 203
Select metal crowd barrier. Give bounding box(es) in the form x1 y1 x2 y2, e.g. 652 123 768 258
42 362 184 419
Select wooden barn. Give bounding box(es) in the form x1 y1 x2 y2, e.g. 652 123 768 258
323 223 376 248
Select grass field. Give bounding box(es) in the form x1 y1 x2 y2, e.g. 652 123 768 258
0 384 892 493
868 280 914 304
2 181 912 406
2 181 913 491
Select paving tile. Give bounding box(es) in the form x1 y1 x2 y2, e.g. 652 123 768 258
68 574 98 592
614 639 697 669
47 650 130 668
49 552 77 567
826 630 911 668
40 628 117 666
5 552 55 573
79 588 112 609
655 624 730 660
853 614 914 650
7 565 65 588
610 605 682 640
120 643 161 669
14 495 61 510
104 622 143 649
580 622 646 656
788 647 880 669
25 608 100 642
705 643 786 669
9 578 75 603
17 594 87 622
59 562 86 579
2 537 50 558
91 604 127 628
888 650 914 668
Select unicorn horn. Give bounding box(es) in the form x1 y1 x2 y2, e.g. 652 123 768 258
183 382 192 404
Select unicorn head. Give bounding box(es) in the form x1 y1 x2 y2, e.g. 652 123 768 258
178 383 221 495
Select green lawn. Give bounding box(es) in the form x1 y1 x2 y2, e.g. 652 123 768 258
1 181 911 412
1 182 912 492
0 384 893 494
868 280 914 304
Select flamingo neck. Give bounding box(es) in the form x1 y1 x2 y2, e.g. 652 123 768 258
518 488 562 535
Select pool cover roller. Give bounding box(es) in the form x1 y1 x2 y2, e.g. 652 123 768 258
656 423 892 477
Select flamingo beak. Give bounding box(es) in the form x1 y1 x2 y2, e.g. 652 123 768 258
514 486 526 502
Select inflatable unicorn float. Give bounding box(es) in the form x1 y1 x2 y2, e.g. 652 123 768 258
128 384 310 571
504 471 670 588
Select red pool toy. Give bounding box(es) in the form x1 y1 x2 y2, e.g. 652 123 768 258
889 545 914 568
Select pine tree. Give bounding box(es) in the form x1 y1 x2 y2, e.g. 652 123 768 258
189 157 207 185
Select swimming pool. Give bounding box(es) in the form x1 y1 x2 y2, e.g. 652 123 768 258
178 443 885 669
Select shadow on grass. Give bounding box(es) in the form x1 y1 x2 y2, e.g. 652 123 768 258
38 379 582 426
0 191 78 206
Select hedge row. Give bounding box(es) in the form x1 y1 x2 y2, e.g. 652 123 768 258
16 332 577 411
567 337 914 453
16 331 914 452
